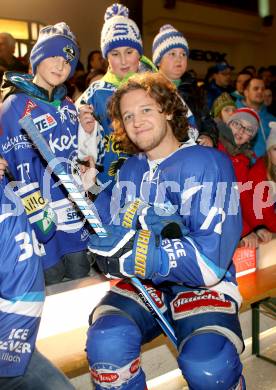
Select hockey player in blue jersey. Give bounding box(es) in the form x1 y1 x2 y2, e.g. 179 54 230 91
0 175 74 388
77 3 157 193
0 22 90 284
87 72 246 389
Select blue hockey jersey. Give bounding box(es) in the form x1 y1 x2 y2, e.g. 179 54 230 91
0 72 89 269
77 78 129 191
0 178 45 377
95 142 243 306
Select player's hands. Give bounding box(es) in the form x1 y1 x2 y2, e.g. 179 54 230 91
240 232 259 249
116 198 189 238
255 228 272 244
197 135 214 147
79 104 96 134
89 225 165 279
0 158 8 180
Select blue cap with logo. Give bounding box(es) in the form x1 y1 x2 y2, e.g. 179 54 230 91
213 62 234 73
30 22 79 78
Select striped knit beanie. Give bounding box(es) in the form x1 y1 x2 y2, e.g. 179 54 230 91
101 3 143 59
152 24 189 66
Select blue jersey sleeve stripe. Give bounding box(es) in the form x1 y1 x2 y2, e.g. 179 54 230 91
0 298 43 317
11 291 45 302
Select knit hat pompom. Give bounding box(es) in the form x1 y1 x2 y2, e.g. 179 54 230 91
211 92 236 118
30 22 79 78
101 3 143 59
104 3 129 21
160 24 175 33
152 24 189 66
267 122 276 150
227 107 260 138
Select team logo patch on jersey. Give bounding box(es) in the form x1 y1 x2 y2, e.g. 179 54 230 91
171 290 236 320
22 100 38 118
37 207 56 234
112 281 167 313
21 191 47 215
33 114 57 133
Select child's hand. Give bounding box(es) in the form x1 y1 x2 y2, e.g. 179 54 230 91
256 228 272 244
0 158 8 180
197 135 214 147
79 104 96 134
240 232 259 249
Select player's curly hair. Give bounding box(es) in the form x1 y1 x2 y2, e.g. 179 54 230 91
108 72 189 154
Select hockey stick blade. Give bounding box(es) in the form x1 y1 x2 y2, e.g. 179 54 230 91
19 114 177 347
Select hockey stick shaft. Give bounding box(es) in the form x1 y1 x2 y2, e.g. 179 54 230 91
131 277 177 345
19 116 106 236
19 114 177 347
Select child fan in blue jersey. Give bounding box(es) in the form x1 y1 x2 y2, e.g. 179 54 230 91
0 22 90 284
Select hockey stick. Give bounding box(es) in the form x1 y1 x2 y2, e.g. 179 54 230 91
19 114 177 347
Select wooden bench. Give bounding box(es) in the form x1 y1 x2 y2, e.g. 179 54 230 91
36 264 276 379
238 266 276 364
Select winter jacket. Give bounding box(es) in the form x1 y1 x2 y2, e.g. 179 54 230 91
178 73 218 146
243 157 276 232
204 80 234 110
216 119 255 236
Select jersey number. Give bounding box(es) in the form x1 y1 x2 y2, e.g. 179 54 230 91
15 230 43 261
200 206 226 235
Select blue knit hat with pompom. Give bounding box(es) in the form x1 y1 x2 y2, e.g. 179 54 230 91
30 22 79 78
101 3 143 59
152 24 189 66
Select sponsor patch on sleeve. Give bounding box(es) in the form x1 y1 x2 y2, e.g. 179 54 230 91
21 191 47 215
33 114 57 133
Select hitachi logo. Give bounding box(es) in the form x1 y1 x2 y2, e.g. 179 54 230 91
1 352 21 363
134 230 151 277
